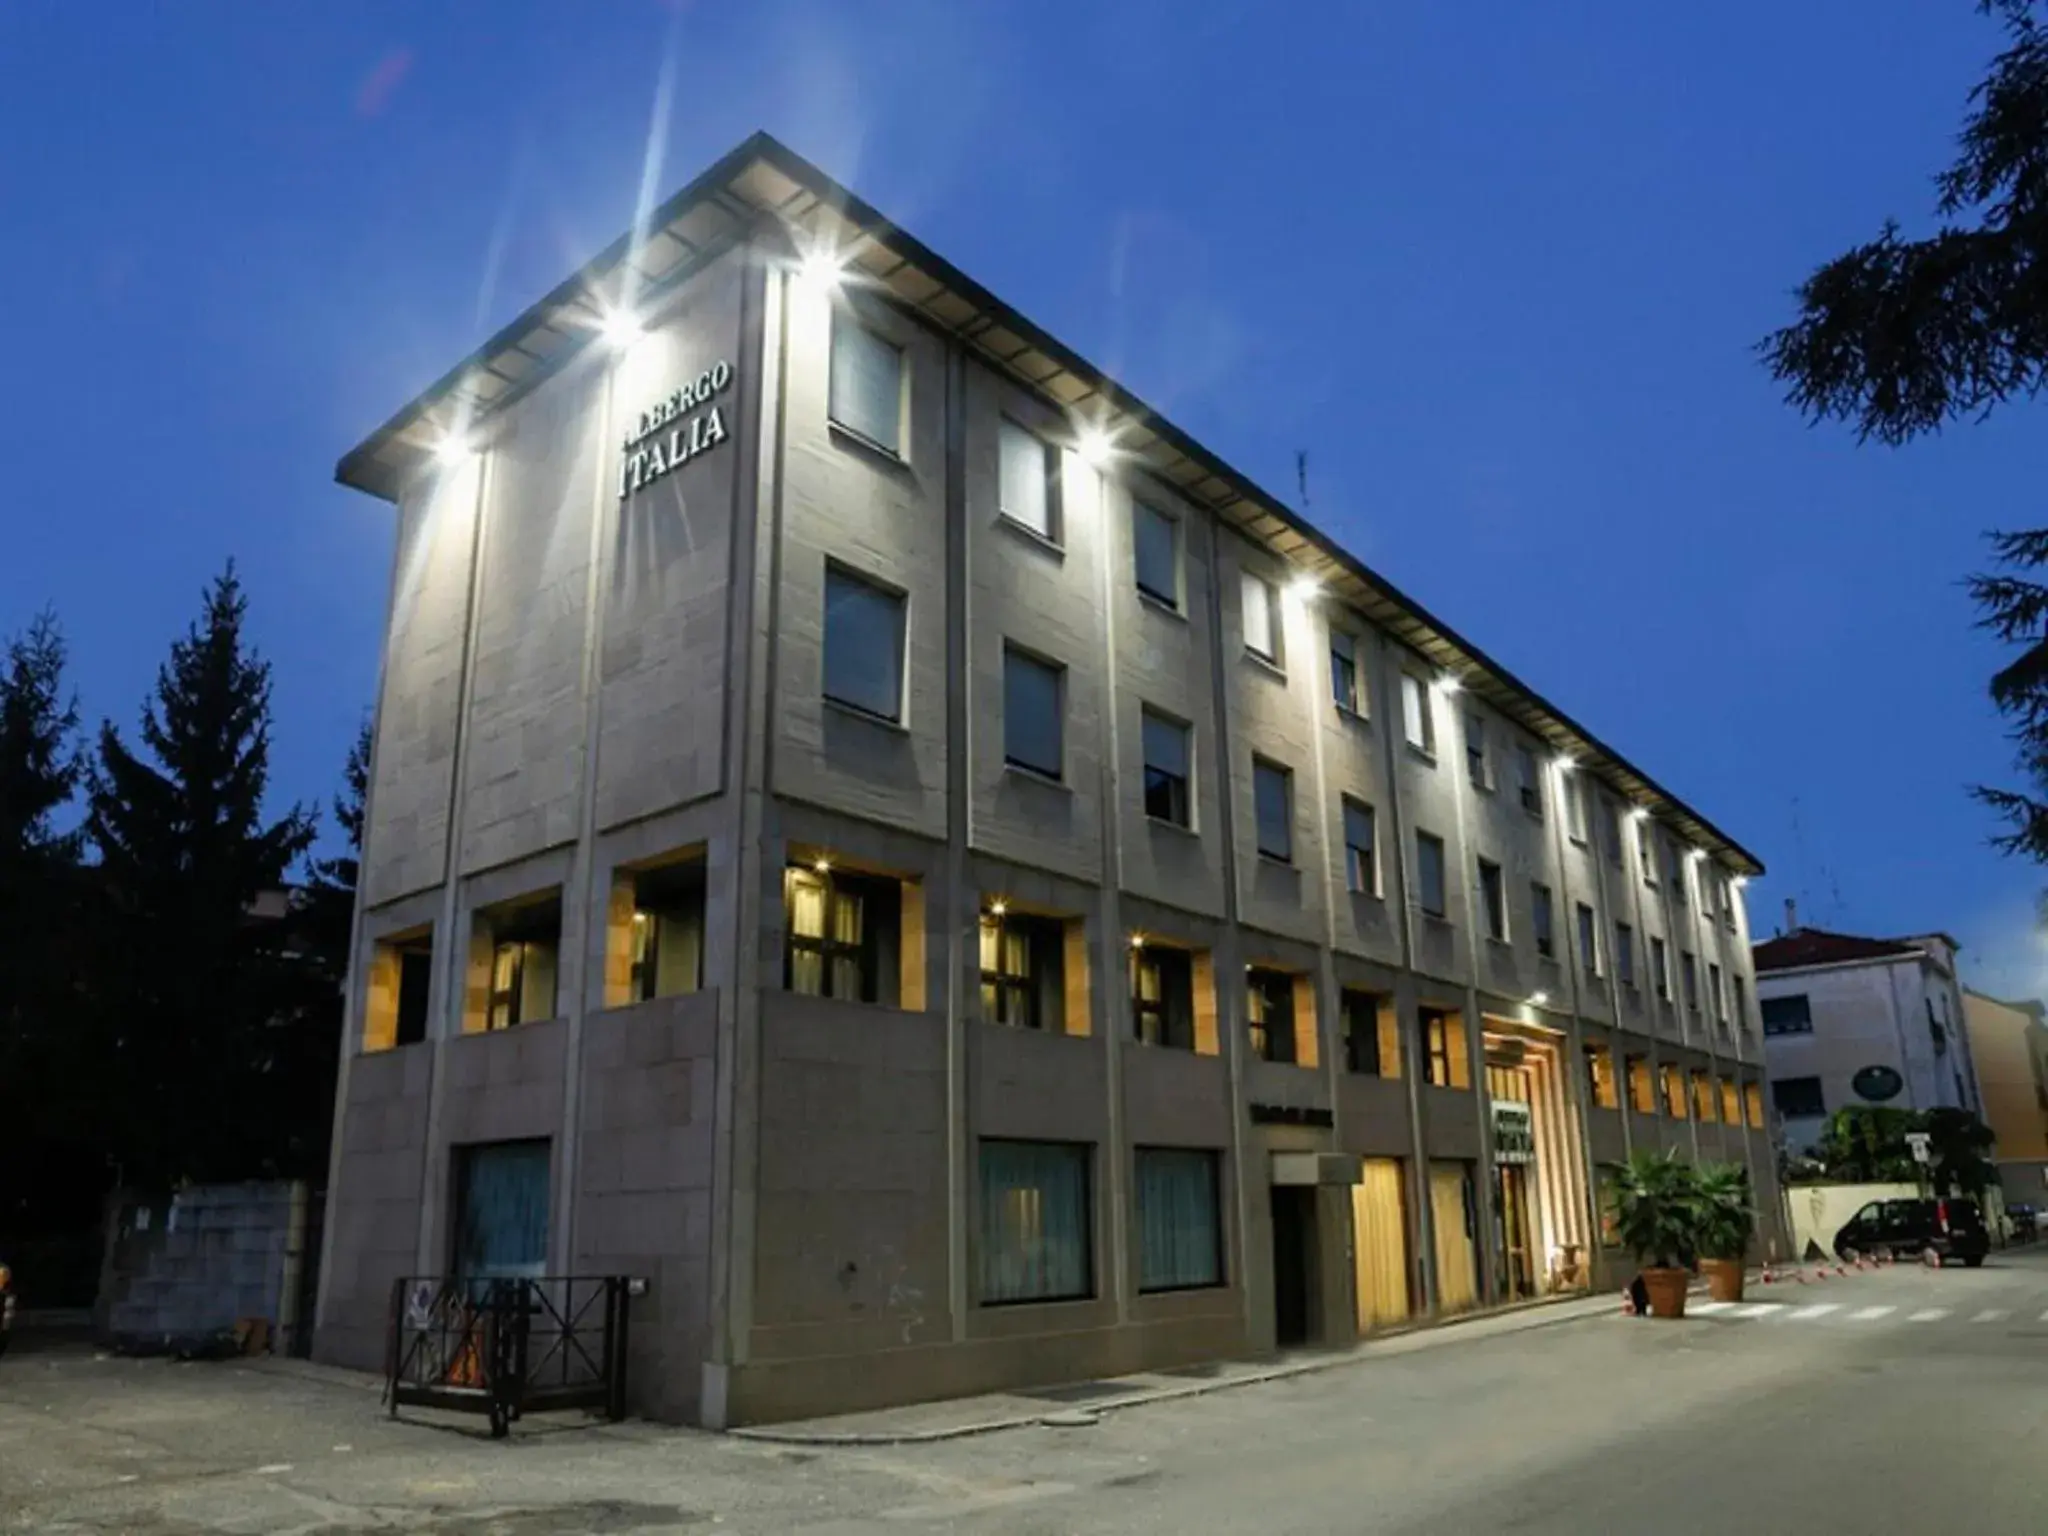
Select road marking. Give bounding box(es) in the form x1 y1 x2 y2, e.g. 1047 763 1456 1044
1849 1306 1895 1321
1908 1309 1950 1322
1690 1301 1733 1314
1972 1309 2011 1323
1731 1303 1779 1319
1789 1304 1839 1320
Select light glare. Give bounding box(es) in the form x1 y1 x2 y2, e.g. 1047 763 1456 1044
600 309 641 350
434 434 472 467
799 250 845 292
1289 575 1322 603
1076 427 1115 469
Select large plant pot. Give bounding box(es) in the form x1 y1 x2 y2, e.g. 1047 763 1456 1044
1701 1257 1745 1303
1641 1267 1691 1319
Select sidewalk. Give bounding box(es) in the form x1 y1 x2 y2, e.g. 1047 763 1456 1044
730 1286 1627 1446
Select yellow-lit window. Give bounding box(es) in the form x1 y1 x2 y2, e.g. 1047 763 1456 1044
1626 1056 1655 1115
1691 1070 1718 1122
1719 1077 1741 1125
1661 1063 1688 1120
1584 1045 1618 1109
1745 1082 1765 1129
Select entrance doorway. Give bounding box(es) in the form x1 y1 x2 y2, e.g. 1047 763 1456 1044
1482 1022 1593 1299
1495 1163 1536 1301
1270 1186 1317 1347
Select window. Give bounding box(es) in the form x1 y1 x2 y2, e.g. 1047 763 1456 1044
1600 798 1624 868
1637 820 1656 884
1401 673 1435 755
1466 714 1490 790
395 945 433 1046
828 310 903 455
1565 772 1588 843
1141 708 1192 827
1478 859 1507 942
1419 1005 1466 1088
1131 943 1194 1049
1614 922 1636 988
1627 1055 1655 1114
485 899 561 1031
1709 962 1726 1026
1515 742 1542 817
1773 1076 1825 1119
367 930 433 1051
1531 882 1556 959
1576 902 1599 976
1134 501 1179 608
1416 831 1447 919
1136 1148 1223 1292
1760 994 1812 1034
979 1140 1092 1304
822 565 905 723
1661 1063 1689 1119
1002 646 1064 780
1341 989 1393 1076
1241 569 1280 664
1733 975 1749 1032
1666 839 1688 903
980 909 1065 1031
1342 798 1378 895
1247 968 1297 1064
1719 1077 1741 1124
1681 951 1699 1012
785 864 899 1003
453 1140 551 1283
1331 628 1363 715
1252 758 1293 863
628 861 706 1002
1651 936 1671 1002
1585 1044 1618 1109
1692 1070 1718 1122
998 417 1057 540
1745 1081 1765 1128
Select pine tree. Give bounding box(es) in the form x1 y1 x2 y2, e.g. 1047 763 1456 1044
87 565 316 1188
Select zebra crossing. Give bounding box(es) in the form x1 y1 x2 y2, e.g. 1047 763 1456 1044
1682 1298 2048 1332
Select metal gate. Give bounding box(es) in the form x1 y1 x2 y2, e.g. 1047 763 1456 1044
385 1275 630 1437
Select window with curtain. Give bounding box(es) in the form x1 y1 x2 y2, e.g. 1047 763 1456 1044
1662 1063 1689 1119
1131 943 1195 1049
785 865 899 1003
979 1140 1092 1304
1136 1148 1223 1292
828 310 904 454
980 910 1064 1031
630 860 706 1002
1134 502 1180 608
1585 1045 1618 1108
1627 1055 1655 1114
998 417 1056 539
1247 968 1296 1064
1241 569 1280 664
822 565 905 723
453 1139 550 1283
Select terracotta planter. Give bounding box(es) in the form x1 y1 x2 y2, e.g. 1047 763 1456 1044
1641 1267 1691 1319
1701 1257 1745 1303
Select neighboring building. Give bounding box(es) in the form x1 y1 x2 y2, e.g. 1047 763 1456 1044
1753 925 1984 1156
314 133 1777 1427
1962 990 2048 1205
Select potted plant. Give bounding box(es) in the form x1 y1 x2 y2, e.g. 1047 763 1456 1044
1605 1150 1700 1318
1694 1162 1755 1303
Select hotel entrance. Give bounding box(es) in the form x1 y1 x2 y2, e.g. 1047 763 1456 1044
1484 1021 1591 1299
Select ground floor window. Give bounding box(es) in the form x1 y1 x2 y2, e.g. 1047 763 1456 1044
785 863 900 1003
980 909 1064 1030
1131 942 1195 1049
453 1139 550 1282
1246 967 1296 1063
630 860 706 1001
1136 1148 1223 1291
979 1139 1093 1304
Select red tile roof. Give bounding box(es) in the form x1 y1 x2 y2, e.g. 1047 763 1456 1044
1752 928 1921 973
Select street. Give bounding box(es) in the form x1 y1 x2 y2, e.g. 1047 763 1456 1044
7 1250 2048 1533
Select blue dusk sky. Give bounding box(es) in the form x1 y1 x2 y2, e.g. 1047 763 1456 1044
3 4 2043 992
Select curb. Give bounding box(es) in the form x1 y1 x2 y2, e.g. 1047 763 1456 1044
728 1290 1616 1447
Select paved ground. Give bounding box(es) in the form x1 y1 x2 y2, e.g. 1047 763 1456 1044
6 1250 2048 1533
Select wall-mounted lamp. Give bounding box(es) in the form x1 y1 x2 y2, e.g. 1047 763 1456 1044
799 250 846 292
1076 426 1116 469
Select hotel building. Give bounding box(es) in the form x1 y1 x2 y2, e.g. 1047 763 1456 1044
315 133 1779 1426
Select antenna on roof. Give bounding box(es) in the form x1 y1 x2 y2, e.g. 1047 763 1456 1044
1296 450 1309 512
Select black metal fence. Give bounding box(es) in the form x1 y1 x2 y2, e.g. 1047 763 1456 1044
385 1275 630 1437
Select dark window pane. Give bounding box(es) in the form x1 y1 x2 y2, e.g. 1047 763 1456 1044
1003 648 1063 778
1134 503 1178 606
823 566 905 721
979 1140 1092 1303
829 312 903 452
1137 1149 1222 1291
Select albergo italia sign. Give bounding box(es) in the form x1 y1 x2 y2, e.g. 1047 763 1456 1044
619 359 734 497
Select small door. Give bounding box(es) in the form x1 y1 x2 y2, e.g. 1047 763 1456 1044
1270 1186 1317 1347
453 1140 552 1282
1430 1162 1479 1313
1496 1165 1536 1301
1352 1159 1411 1330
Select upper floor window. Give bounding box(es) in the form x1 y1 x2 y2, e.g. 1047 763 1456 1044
482 896 561 1031
1241 569 1280 665
1331 628 1363 715
1134 501 1180 609
1247 967 1297 1064
980 908 1064 1031
1341 989 1395 1076
627 860 706 1003
828 310 903 455
1142 708 1192 827
1651 936 1671 1002
1600 798 1624 868
1253 758 1293 863
1665 837 1688 902
1760 993 1812 1034
997 417 1058 540
823 564 905 723
785 863 899 1004
1532 882 1556 959
1733 975 1750 1032
1002 645 1064 780
1576 903 1600 976
1416 831 1448 919
1131 941 1195 1049
1585 1045 1618 1109
1637 820 1656 885
1515 742 1541 817
1565 772 1588 843
1710 962 1727 1025
1681 950 1699 1011
1466 715 1490 791
366 929 433 1051
1478 858 1507 942
1614 921 1636 988
1773 1076 1825 1118
1401 673 1435 756
1419 1005 1469 1088
1342 797 1378 896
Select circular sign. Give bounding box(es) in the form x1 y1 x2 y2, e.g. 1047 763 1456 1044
1852 1065 1905 1103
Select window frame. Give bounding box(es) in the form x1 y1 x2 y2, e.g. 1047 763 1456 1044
1330 626 1364 717
1246 967 1297 1064
1477 857 1507 943
1001 642 1066 782
1252 757 1294 864
784 863 895 1005
978 1138 1095 1306
1651 936 1671 1002
996 415 1060 543
1340 989 1386 1076
1760 993 1813 1035
1614 920 1636 989
1240 568 1282 667
1400 672 1436 757
1141 706 1193 829
980 908 1065 1032
827 308 906 458
1134 1147 1225 1294
1341 796 1379 896
821 562 907 725
1133 500 1182 611
1564 772 1589 844
1416 830 1448 920
1465 713 1490 791
1131 942 1196 1050
1515 741 1542 818
1576 902 1600 977
1531 881 1556 960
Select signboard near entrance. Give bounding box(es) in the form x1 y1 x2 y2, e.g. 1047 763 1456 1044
1492 1100 1536 1164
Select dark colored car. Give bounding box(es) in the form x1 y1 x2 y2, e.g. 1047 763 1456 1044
1833 1197 1989 1266
2009 1204 2038 1242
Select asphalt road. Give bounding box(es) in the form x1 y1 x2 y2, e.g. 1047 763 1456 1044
7 1249 2048 1533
